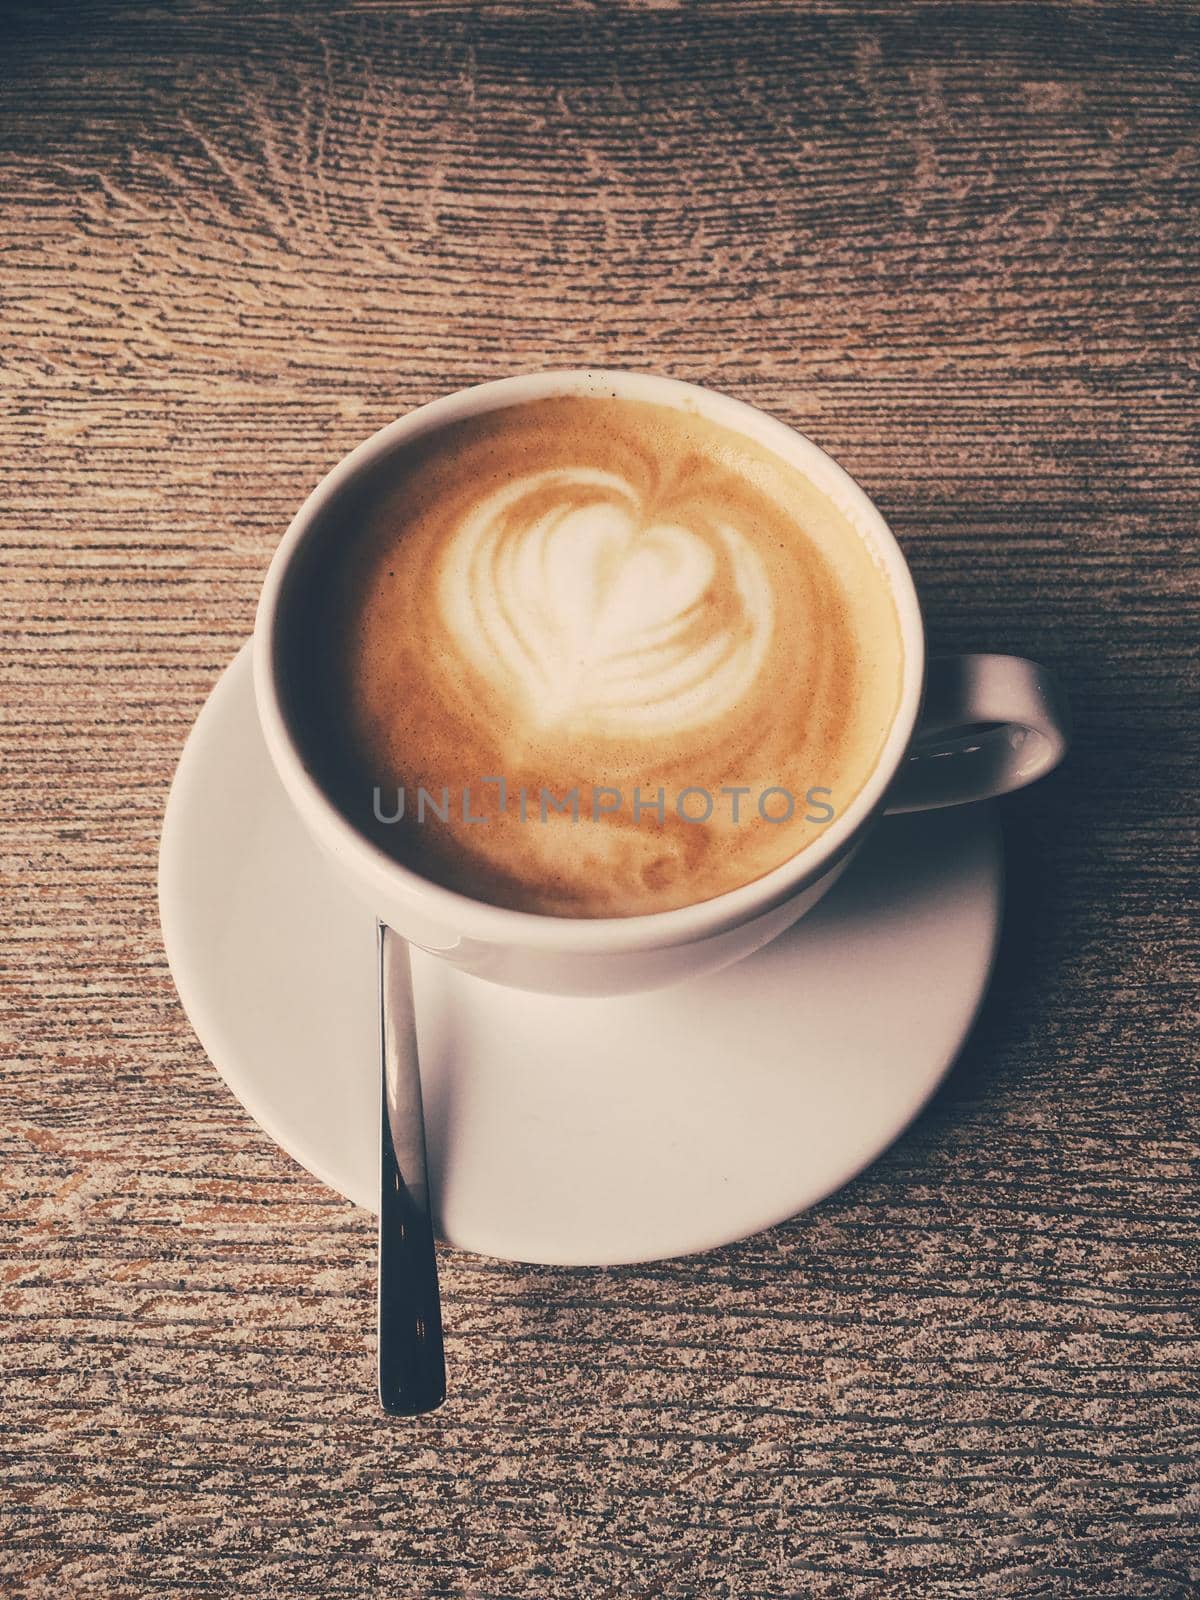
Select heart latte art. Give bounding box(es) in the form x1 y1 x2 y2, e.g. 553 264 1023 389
439 467 774 739
310 396 903 916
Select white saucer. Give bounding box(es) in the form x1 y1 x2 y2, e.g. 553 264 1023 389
159 645 1002 1267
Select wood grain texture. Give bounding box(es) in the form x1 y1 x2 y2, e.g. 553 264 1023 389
1 2 1197 1595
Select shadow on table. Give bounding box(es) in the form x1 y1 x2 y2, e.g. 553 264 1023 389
910 800 1067 1129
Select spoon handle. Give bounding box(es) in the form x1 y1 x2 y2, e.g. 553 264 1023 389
377 923 445 1415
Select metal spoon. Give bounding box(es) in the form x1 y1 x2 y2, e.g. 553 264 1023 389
377 922 445 1415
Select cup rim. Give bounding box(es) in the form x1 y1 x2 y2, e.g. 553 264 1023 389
253 369 925 953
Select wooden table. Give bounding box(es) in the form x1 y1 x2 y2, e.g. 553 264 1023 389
3 4 1197 1595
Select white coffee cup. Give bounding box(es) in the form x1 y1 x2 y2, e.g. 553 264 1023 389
253 371 1069 996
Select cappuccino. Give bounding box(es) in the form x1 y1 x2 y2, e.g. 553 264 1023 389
286 396 903 916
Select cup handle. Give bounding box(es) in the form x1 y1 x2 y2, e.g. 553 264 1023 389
884 654 1070 814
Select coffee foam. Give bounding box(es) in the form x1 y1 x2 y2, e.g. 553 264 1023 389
325 396 904 917
438 466 774 738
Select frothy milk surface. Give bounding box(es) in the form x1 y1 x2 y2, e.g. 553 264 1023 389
322 396 903 916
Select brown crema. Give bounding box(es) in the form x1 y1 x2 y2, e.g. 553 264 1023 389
317 395 903 916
